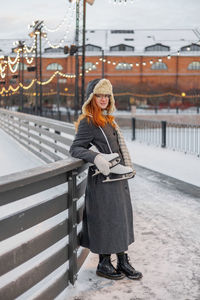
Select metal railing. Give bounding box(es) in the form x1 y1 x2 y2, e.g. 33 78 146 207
0 109 90 299
0 109 75 163
23 107 73 123
132 118 200 157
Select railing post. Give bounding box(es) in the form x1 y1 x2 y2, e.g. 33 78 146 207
132 117 136 141
161 121 167 148
68 170 78 285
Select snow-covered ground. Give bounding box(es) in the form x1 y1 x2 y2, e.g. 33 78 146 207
64 165 200 300
0 126 200 300
122 129 200 188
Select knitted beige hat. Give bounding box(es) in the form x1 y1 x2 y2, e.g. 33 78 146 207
82 78 116 114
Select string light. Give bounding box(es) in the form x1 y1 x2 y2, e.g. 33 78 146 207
8 61 20 73
80 48 192 73
43 4 75 33
19 79 36 90
8 53 20 65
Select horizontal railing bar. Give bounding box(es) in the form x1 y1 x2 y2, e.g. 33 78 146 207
18 121 73 146
76 177 87 200
135 118 161 124
0 218 68 276
0 193 69 241
0 245 69 299
0 109 75 135
0 173 67 205
1 126 53 163
1 123 61 161
0 158 86 192
2 119 65 157
15 126 69 157
33 270 69 300
3 118 72 152
134 117 200 128
15 131 62 161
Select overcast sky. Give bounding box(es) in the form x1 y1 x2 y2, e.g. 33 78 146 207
0 0 199 40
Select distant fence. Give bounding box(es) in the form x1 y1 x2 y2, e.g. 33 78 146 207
23 107 73 123
132 118 200 157
0 109 89 299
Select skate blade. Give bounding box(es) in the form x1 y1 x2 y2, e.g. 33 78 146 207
92 157 121 177
102 172 135 183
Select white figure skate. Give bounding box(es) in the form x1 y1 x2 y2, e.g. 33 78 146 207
92 153 121 177
102 164 136 183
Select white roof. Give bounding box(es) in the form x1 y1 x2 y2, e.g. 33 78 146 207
0 28 200 57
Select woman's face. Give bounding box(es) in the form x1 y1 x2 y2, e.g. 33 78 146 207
95 94 110 110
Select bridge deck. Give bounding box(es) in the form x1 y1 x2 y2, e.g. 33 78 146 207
66 165 200 300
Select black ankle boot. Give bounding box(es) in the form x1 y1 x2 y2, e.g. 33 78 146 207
116 253 143 280
96 254 125 280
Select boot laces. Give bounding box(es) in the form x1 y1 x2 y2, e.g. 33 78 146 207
126 254 135 270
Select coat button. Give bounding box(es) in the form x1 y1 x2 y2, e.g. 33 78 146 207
113 132 116 135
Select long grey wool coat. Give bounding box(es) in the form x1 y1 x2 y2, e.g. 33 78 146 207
69 117 134 254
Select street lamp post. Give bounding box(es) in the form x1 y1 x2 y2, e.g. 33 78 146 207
74 0 80 119
69 0 95 116
14 41 25 112
81 0 86 107
101 49 105 78
29 20 46 115
4 56 9 108
81 0 95 107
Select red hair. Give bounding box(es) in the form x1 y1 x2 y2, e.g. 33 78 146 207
75 97 116 131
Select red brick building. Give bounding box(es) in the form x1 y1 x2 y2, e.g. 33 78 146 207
1 29 200 108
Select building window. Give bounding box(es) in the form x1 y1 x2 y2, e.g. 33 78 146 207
116 62 133 70
181 44 200 52
111 30 134 34
13 62 28 71
44 47 64 53
46 63 63 71
78 44 102 52
151 62 168 70
85 62 97 70
110 44 134 52
124 38 134 41
10 79 17 84
145 43 170 52
85 44 101 51
188 62 200 70
25 79 32 84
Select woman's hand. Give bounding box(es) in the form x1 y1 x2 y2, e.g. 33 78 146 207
94 154 111 176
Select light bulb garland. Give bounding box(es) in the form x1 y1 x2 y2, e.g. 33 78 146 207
8 52 20 65
79 54 173 75
0 71 76 95
43 4 75 33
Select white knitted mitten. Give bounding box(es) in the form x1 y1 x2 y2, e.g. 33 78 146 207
94 154 111 176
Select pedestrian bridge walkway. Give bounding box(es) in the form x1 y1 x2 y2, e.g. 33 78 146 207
0 110 200 300
67 165 200 300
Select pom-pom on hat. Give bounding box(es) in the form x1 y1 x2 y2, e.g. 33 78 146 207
82 78 116 114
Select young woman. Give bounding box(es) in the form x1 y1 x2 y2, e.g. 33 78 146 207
70 78 142 280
